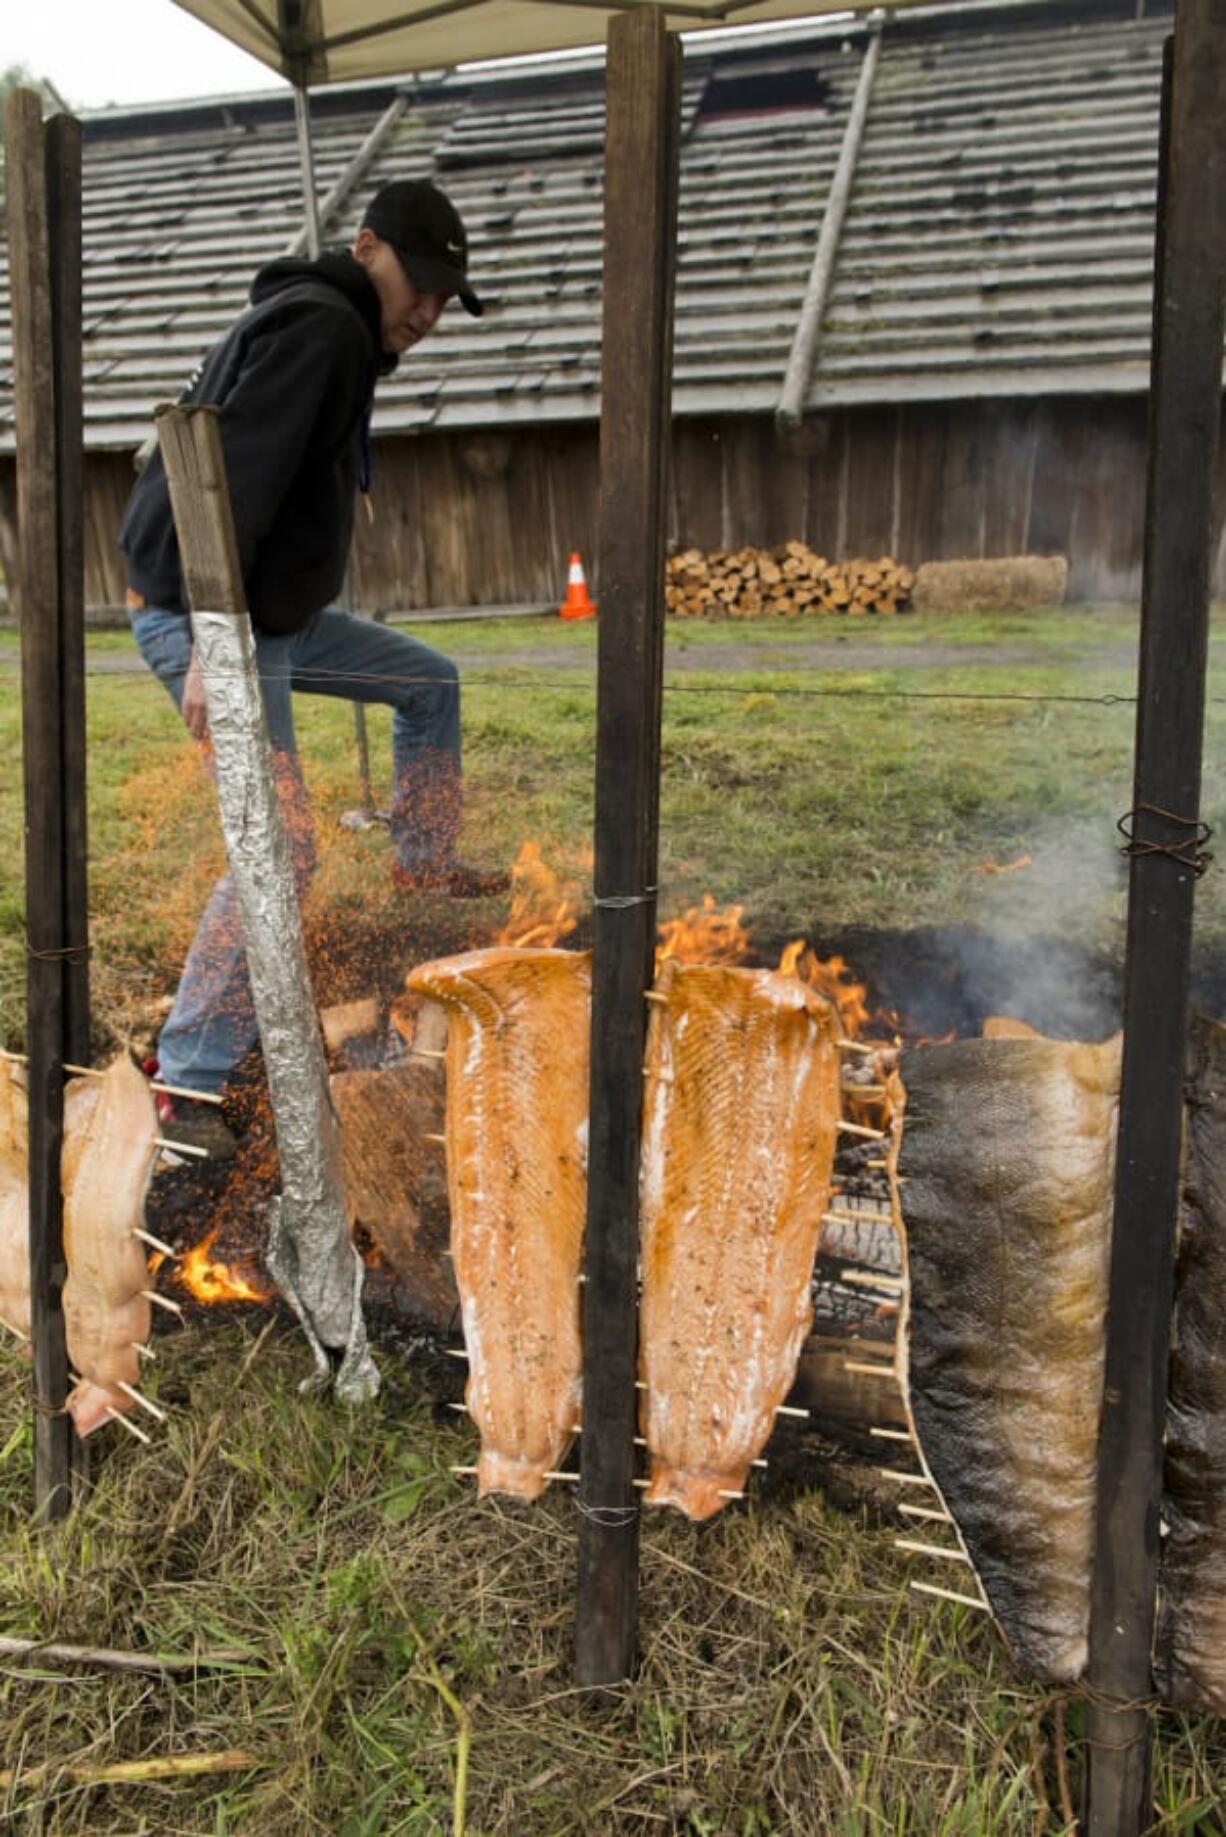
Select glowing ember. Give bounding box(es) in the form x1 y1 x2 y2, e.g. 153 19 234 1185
492 842 584 949
655 896 753 969
177 1228 272 1306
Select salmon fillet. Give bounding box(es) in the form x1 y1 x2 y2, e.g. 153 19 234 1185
639 961 842 1520
406 947 591 1500
0 1063 30 1347
61 1055 158 1437
898 1035 1119 1683
1157 1014 1226 1715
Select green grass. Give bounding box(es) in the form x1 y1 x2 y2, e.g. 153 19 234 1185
5 606 1226 1050
2 610 1226 1830
2 1328 1222 1836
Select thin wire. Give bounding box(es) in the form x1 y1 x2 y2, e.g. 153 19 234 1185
9 650 1226 708
0 656 1159 709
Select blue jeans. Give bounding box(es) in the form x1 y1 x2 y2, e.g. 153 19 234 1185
131 604 462 1094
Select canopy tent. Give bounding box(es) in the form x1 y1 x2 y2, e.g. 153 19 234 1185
141 5 1222 1832
172 0 920 84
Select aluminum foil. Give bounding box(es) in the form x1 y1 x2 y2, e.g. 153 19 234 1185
190 608 379 1403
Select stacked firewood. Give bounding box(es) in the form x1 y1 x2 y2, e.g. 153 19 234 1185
666 543 915 618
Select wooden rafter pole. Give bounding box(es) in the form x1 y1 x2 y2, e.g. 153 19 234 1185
5 90 89 1520
1084 4 1226 1830
575 6 681 1690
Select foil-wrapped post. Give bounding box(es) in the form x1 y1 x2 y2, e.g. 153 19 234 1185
156 405 378 1404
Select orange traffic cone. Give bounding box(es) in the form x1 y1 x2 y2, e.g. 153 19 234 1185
559 551 597 621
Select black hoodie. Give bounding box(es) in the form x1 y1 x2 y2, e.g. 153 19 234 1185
120 251 395 636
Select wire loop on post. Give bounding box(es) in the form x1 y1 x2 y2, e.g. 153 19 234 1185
25 941 92 964
1116 804 1213 876
593 889 656 910
574 1497 638 1529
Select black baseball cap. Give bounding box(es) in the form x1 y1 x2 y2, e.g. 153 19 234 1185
362 179 483 318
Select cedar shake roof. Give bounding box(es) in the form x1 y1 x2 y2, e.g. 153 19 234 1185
0 0 1193 456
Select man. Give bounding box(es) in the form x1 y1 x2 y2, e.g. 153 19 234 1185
121 178 507 1130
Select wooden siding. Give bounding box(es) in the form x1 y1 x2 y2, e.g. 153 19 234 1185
2 396 1224 618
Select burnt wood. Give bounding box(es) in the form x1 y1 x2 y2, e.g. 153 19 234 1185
1084 9 1226 1833
575 7 681 1690
6 91 86 1520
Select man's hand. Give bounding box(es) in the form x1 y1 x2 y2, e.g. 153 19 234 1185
182 648 210 743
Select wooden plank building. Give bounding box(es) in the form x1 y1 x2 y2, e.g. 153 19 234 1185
1 0 1223 615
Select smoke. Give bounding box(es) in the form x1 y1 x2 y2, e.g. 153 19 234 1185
954 815 1128 1039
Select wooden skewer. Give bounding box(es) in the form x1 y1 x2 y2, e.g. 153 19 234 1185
870 1426 913 1443
643 991 669 1006
895 1538 971 1565
105 1407 152 1446
0 1051 224 1105
845 1360 899 1378
0 1316 30 1344
449 1466 744 1501
145 1079 225 1106
141 1289 184 1317
899 1503 954 1524
909 1580 990 1613
131 1342 156 1363
445 1356 789 1442
838 1268 903 1292
835 1039 878 1056
423 1133 447 1147
445 1405 766 1467
882 1469 935 1489
154 1137 210 1161
823 1209 894 1228
837 1120 886 1141
410 1047 447 1061
133 1227 180 1260
867 1158 890 1170
115 1380 167 1423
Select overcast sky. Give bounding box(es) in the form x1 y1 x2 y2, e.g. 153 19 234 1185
4 1 281 111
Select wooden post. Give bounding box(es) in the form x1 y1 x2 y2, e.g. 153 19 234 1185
1084 5 1226 1830
575 8 681 1690
5 90 88 1520
47 112 90 1067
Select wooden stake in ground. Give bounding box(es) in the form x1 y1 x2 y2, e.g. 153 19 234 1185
575 5 681 1691
156 407 377 1404
5 89 89 1522
1084 7 1226 1832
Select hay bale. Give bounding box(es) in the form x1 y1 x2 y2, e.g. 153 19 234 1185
912 555 1068 613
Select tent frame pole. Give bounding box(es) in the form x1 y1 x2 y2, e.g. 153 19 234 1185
1083 3 1226 1829
5 89 91 1521
575 6 682 1691
293 79 379 821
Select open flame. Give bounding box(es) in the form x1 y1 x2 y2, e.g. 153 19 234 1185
655 896 753 969
177 1228 272 1306
778 940 878 1039
493 842 586 949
